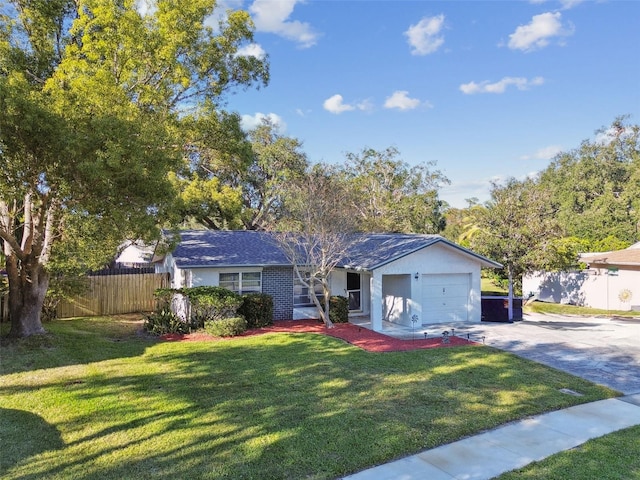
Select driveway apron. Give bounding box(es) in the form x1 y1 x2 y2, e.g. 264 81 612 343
439 312 640 395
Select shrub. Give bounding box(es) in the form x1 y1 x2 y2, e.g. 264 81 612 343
329 296 349 323
204 317 247 337
239 293 273 329
153 288 175 311
144 309 190 335
182 286 243 329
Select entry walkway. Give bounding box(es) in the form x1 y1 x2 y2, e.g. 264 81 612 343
343 394 640 480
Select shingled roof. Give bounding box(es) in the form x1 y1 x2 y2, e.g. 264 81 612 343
171 230 289 268
170 230 502 270
339 233 502 270
581 247 640 267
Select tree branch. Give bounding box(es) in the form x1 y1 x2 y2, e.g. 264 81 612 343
0 201 26 261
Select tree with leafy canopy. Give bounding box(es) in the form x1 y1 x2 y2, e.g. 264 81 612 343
341 147 449 234
451 118 640 279
168 106 251 230
169 117 308 231
467 178 562 307
241 119 309 230
0 0 268 337
442 197 481 247
537 117 640 246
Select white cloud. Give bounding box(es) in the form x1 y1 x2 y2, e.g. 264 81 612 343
322 94 372 114
459 76 545 94
249 0 319 48
384 91 422 111
520 145 564 161
235 43 267 60
323 94 354 114
241 112 286 132
404 14 446 56
507 12 574 52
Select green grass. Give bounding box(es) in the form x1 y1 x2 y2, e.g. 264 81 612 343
525 300 640 317
496 424 640 479
0 316 618 479
481 277 508 295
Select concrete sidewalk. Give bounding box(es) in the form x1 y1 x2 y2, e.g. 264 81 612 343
343 394 640 480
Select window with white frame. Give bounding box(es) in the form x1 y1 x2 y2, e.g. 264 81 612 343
293 270 324 307
219 272 262 294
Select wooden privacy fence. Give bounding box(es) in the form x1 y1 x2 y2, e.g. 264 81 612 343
56 272 170 318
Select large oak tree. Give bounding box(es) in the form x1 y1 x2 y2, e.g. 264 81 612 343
0 0 268 336
341 147 449 234
171 117 308 231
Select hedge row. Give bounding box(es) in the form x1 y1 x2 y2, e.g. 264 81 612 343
145 288 350 336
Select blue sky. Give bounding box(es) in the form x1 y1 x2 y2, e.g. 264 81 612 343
224 0 639 208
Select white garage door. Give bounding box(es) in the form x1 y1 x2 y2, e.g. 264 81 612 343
421 273 470 324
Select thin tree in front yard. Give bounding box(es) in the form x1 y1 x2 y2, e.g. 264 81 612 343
274 166 357 327
467 178 562 318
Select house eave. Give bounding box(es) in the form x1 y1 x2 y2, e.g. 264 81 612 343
588 262 640 268
176 263 291 269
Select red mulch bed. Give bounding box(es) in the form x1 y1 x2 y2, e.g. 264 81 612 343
161 319 477 353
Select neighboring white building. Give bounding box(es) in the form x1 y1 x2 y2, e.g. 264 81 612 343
523 242 640 311
115 242 157 268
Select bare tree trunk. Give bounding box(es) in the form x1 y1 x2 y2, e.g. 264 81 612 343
6 255 49 337
1 194 56 337
310 277 334 328
322 278 332 327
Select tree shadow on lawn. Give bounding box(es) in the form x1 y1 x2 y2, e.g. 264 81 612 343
0 408 65 473
3 333 615 480
0 316 158 375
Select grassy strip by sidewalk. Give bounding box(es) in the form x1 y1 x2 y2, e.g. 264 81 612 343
496 424 640 480
1 316 617 479
525 300 640 318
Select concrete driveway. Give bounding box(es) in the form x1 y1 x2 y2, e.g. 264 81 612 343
439 313 640 395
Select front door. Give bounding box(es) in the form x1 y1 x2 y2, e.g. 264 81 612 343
347 272 361 311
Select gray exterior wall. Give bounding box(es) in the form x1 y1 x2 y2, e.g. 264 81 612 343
262 266 294 320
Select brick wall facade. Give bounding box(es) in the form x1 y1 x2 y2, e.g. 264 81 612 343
262 266 294 320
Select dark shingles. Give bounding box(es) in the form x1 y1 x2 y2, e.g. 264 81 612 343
341 233 441 270
172 230 289 267
171 230 502 270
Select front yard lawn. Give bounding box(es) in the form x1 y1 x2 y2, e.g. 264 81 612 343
1 316 617 479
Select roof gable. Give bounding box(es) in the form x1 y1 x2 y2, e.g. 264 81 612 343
341 233 501 270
